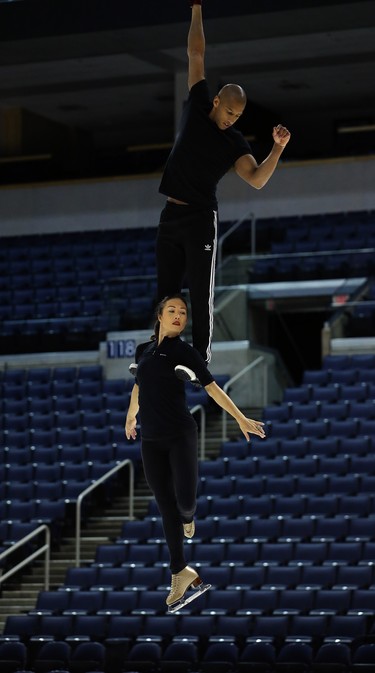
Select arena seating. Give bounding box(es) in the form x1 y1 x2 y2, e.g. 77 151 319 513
1 353 374 671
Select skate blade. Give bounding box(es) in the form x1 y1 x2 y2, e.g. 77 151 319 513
167 583 211 614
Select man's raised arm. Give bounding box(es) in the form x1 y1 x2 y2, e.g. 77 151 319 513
187 2 205 90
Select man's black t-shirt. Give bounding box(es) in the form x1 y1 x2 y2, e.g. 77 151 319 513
134 335 214 440
159 79 251 209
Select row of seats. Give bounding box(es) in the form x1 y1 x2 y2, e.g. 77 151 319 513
120 513 375 545
0 365 105 382
0 473 137 503
249 252 375 283
2 409 129 430
263 418 375 439
1 427 134 448
171 493 375 518
264 400 375 421
0 227 155 259
3 611 370 646
4 457 375 487
222 436 374 458
271 233 375 253
4 638 375 673
1 293 156 323
200 454 375 476
196 474 375 497
91 540 375 568
0 254 155 274
30 586 375 617
322 354 375 369
284 382 375 402
303 372 375 388
63 558 375 591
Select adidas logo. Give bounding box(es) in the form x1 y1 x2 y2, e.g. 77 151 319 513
204 244 212 251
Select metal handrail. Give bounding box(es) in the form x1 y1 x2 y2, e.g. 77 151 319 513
222 356 267 442
0 525 50 591
190 404 206 461
217 210 255 284
75 458 134 567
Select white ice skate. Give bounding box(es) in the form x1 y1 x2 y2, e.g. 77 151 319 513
166 565 211 614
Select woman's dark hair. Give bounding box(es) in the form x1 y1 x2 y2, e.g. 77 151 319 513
151 294 188 341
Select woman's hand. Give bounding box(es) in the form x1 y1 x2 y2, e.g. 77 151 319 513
125 416 137 440
238 417 266 442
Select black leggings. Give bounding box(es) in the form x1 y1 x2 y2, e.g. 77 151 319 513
141 427 198 574
156 202 217 363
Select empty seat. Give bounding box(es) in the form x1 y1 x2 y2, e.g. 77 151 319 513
237 641 276 672
69 641 105 672
313 515 349 541
276 642 313 672
121 641 161 673
279 515 316 542
264 566 301 590
275 589 314 616
313 642 351 672
32 640 71 673
349 588 375 614
352 643 375 670
230 565 266 589
160 641 198 673
300 564 336 589
312 588 351 615
0 641 27 672
325 614 367 641
199 642 239 673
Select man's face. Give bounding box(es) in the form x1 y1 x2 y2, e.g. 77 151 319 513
210 95 245 130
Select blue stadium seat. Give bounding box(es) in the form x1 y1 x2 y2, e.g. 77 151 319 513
312 515 349 542
276 642 313 671
230 565 265 590
132 590 165 616
69 641 106 670
290 402 319 421
201 589 242 616
325 614 367 642
280 515 315 542
199 641 239 673
293 542 328 565
214 517 249 542
176 615 216 640
122 641 162 672
352 643 375 670
237 641 276 672
32 591 71 616
311 588 351 615
251 615 289 640
263 565 301 590
257 542 293 565
313 642 351 671
233 476 263 497
272 495 306 517
142 614 178 642
127 567 165 590
247 517 282 542
0 641 27 672
288 614 328 642
160 641 198 673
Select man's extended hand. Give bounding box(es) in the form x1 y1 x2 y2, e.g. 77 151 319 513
273 124 291 148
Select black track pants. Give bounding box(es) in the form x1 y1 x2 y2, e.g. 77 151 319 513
141 428 198 574
156 202 217 363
